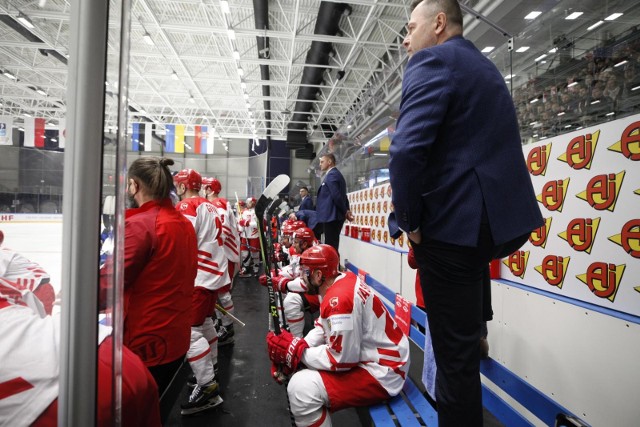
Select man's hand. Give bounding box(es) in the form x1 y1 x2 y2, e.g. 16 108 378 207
346 210 355 222
408 230 422 244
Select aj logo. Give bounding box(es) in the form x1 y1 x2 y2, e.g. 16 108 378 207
503 250 530 279
529 217 552 248
577 262 625 302
558 217 601 254
557 131 599 170
607 120 640 161
537 178 570 212
608 219 640 259
527 143 552 176
576 171 625 212
535 255 570 288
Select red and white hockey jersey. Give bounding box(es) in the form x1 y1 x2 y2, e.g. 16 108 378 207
176 197 230 290
239 207 259 239
301 271 409 397
0 248 56 315
0 297 59 426
210 197 241 263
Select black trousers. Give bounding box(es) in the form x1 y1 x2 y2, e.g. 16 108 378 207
413 223 528 427
321 219 345 254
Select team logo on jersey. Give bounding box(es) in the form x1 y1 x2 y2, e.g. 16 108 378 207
503 250 530 279
608 219 640 259
527 142 552 176
558 217 601 254
576 262 625 302
529 217 552 248
557 130 599 170
537 178 570 212
534 255 570 288
329 297 339 307
576 171 625 212
607 120 640 161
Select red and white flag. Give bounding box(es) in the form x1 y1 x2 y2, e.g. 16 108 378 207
23 117 46 148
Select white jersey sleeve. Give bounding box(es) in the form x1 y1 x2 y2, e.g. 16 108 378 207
0 248 51 292
301 272 410 396
0 300 60 426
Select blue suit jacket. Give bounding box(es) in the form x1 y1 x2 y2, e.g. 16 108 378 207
389 36 543 247
299 195 314 211
316 167 350 223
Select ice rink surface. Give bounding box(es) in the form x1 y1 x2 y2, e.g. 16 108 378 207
2 220 63 295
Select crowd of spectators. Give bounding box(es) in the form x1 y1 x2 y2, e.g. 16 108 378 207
512 30 640 143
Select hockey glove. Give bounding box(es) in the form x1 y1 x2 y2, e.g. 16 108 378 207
266 330 308 373
271 276 290 293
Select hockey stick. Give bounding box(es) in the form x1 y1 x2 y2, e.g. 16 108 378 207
265 198 289 332
215 303 246 327
254 174 290 335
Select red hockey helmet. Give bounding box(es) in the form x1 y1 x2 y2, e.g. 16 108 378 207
293 227 316 246
246 197 257 207
202 177 221 193
174 169 202 191
238 200 246 208
299 244 339 279
291 220 306 230
281 222 296 237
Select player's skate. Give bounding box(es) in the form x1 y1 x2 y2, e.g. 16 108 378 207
180 380 223 415
187 365 218 389
217 324 235 346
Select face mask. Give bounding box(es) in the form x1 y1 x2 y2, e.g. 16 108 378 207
127 193 138 209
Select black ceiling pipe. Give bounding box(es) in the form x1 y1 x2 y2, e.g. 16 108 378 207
253 0 272 146
0 15 67 65
286 1 348 145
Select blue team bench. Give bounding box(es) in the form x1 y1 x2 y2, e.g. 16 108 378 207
345 261 586 427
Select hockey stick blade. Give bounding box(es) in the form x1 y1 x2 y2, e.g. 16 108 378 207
256 174 290 219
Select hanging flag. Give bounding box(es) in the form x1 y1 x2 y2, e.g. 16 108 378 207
194 125 210 154
144 122 152 151
206 130 214 155
58 118 66 148
132 122 142 151
24 117 46 148
165 124 175 152
175 124 185 153
0 116 13 146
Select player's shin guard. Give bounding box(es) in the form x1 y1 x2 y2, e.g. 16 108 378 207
218 289 235 328
187 326 215 385
288 370 331 426
201 317 218 367
284 292 306 338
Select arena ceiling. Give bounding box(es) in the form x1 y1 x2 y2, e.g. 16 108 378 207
0 0 638 150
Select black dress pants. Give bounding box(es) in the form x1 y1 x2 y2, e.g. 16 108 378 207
321 219 345 253
413 223 528 426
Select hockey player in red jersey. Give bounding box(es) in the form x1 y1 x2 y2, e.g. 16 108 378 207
174 169 227 414
202 177 241 346
266 244 410 426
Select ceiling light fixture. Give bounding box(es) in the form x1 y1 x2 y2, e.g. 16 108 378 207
549 48 558 53
35 88 47 96
604 13 623 21
233 51 240 60
143 32 154 45
237 67 244 77
524 11 542 20
220 1 230 14
3 70 16 80
16 12 35 29
567 81 578 88
171 71 179 80
240 81 247 89
535 54 547 62
189 95 195 103
565 12 583 20
614 60 628 68
481 46 494 53
228 29 236 40
516 46 530 53
587 21 604 31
